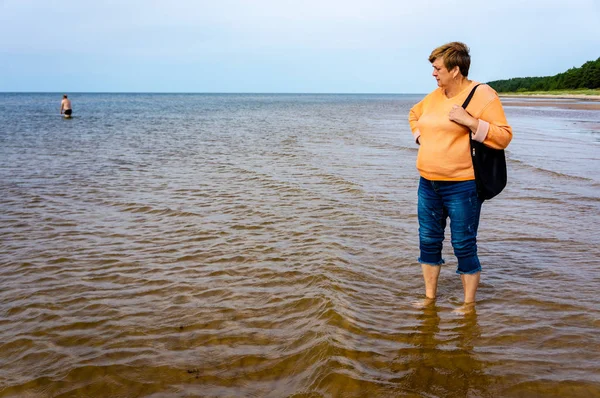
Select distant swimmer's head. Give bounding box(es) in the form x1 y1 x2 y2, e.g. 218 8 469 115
63 94 68 98
428 42 471 89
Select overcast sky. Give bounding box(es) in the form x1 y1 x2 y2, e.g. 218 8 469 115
1 0 599 93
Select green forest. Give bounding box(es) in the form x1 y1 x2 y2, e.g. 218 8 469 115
487 57 600 92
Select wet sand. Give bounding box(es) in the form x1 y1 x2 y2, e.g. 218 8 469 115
500 94 600 110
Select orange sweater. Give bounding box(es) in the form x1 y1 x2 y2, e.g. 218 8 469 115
408 82 512 181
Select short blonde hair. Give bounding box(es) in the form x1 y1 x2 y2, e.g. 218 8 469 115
428 42 471 77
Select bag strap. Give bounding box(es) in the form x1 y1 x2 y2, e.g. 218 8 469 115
461 83 483 109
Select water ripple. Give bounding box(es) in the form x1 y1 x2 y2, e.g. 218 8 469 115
0 93 599 397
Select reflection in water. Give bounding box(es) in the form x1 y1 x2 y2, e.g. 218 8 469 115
399 303 492 397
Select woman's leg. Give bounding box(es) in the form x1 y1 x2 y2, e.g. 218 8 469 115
417 177 447 299
444 180 483 303
421 263 442 299
460 273 481 303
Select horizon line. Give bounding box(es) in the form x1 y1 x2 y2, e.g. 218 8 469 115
0 91 427 95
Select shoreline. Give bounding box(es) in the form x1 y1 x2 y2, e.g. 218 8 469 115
499 94 600 110
499 93 600 101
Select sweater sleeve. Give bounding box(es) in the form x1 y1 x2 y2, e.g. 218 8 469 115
408 100 424 144
472 97 513 150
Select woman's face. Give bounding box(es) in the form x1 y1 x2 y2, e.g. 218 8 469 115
431 57 456 88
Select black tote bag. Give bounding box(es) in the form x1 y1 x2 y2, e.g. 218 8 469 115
462 84 507 201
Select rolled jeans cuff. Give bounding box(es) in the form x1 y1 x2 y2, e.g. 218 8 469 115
456 255 482 275
418 256 445 266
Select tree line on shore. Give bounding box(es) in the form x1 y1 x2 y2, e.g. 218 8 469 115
487 57 600 92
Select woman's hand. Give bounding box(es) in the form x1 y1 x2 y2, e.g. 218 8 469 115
449 105 478 131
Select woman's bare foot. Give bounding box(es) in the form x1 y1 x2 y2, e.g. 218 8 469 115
412 297 436 309
452 302 475 315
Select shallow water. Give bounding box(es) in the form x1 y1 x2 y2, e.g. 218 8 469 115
0 93 599 397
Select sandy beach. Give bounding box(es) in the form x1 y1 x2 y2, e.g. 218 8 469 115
500 94 600 110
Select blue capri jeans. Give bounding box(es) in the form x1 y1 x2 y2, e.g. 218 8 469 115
418 177 483 274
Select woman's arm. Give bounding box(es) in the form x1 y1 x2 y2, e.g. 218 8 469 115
470 97 513 150
408 101 424 144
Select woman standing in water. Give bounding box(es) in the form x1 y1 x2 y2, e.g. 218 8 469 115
408 42 512 305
